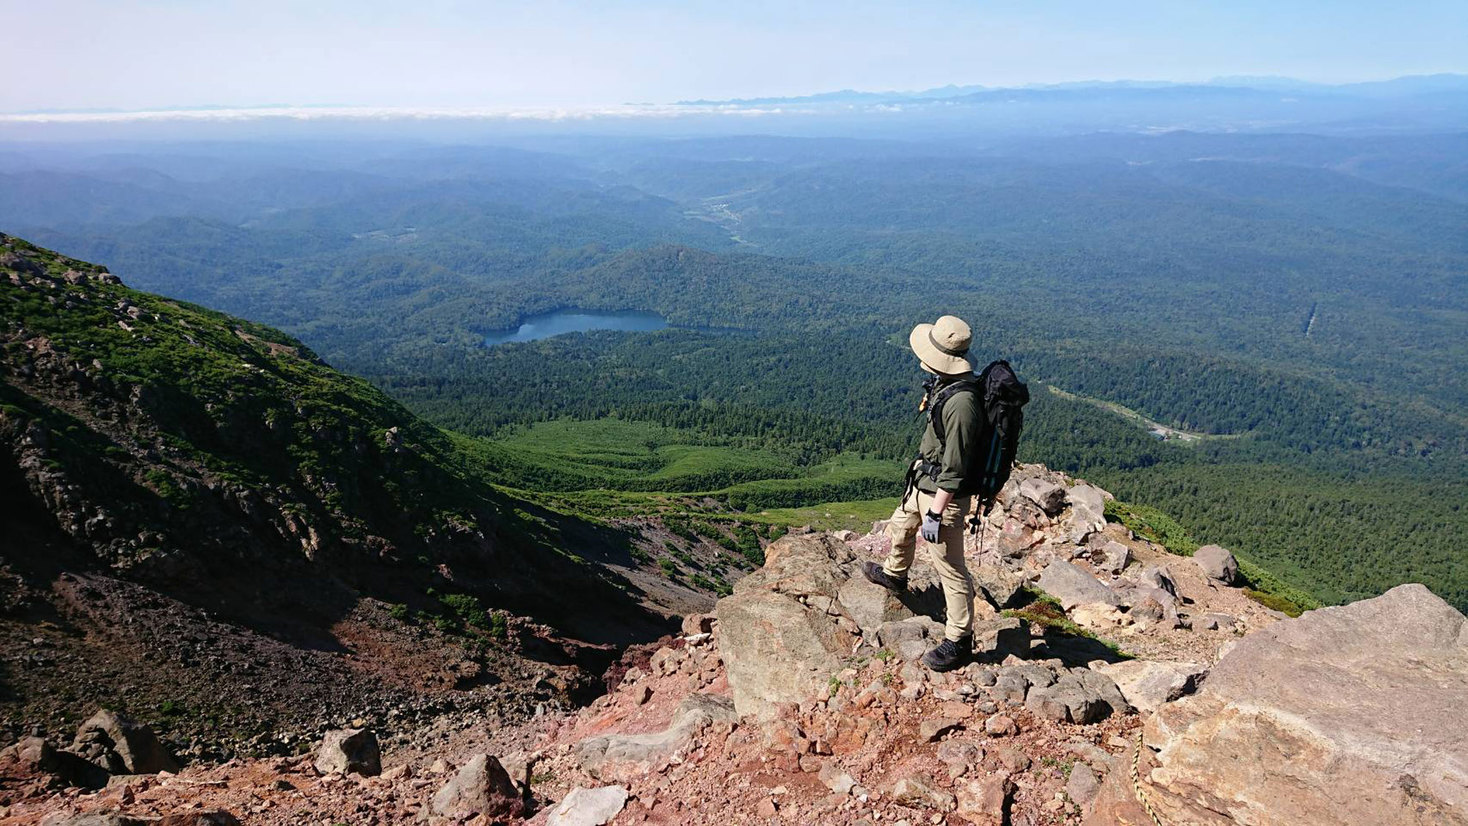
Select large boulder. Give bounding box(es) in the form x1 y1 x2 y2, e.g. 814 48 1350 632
431 754 521 821
70 710 178 775
1036 560 1120 610
837 563 944 637
1111 564 1183 628
1090 660 1207 714
972 562 1028 608
1023 667 1130 724
1064 484 1108 543
314 728 380 776
876 616 944 662
717 534 863 719
1019 478 1067 514
1092 584 1468 826
1193 544 1240 586
1091 540 1131 575
1 736 111 789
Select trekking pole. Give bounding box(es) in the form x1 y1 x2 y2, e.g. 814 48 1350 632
979 506 987 556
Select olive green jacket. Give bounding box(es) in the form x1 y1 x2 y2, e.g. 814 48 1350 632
915 377 981 495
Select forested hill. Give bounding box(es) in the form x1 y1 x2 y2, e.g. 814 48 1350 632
8 134 1468 613
0 233 660 642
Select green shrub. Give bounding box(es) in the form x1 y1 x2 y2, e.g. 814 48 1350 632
488 610 509 640
1004 587 1132 659
437 592 489 630
1104 499 1198 556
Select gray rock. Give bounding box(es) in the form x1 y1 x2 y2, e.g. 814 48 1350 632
966 663 998 686
920 717 963 742
1065 484 1108 543
973 563 1027 609
1019 478 1067 514
977 617 1030 658
1138 564 1178 597
3 736 110 789
147 814 239 825
1067 763 1101 809
1193 545 1240 586
937 740 982 774
1145 584 1468 826
70 709 177 775
891 773 957 811
314 728 380 776
1129 596 1166 624
838 563 947 637
877 616 944 662
992 672 1030 704
1025 668 1128 724
431 754 520 820
499 750 532 795
40 816 148 826
546 785 629 826
717 534 862 719
1026 680 1101 723
820 761 859 795
1114 565 1183 627
1011 662 1057 690
1093 541 1131 575
1198 612 1237 631
1091 660 1207 714
1037 561 1120 610
576 693 737 781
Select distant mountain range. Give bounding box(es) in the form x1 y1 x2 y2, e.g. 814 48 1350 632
673 73 1468 106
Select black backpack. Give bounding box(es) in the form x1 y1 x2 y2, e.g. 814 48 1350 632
924 360 1030 504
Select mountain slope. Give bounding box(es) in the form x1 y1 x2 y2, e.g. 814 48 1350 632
0 233 667 756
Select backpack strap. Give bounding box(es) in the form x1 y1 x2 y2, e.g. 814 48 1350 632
927 376 981 450
916 376 981 484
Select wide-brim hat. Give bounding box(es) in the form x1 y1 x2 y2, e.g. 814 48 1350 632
909 315 974 375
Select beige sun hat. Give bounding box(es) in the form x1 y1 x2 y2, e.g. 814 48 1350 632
908 315 975 375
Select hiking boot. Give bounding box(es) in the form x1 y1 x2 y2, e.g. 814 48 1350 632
922 636 973 673
862 561 908 593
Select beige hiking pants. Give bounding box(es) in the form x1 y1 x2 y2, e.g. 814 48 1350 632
882 485 975 642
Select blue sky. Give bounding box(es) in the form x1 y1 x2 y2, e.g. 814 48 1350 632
6 0 1466 112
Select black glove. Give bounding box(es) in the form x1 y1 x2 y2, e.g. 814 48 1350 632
921 510 942 543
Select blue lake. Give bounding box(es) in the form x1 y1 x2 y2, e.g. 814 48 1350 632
483 310 669 346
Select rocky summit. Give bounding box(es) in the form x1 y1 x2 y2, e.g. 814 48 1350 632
7 453 1466 824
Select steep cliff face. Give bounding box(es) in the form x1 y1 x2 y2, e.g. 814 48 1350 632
0 234 665 757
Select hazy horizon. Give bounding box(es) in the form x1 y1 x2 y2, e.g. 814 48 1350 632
4 71 1467 119
7 0 1466 115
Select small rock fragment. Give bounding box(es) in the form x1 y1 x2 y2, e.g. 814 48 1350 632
984 714 1018 737
547 785 629 826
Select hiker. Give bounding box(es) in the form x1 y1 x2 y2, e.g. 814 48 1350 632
862 315 1028 672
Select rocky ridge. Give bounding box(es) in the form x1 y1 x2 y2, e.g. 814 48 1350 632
9 465 1462 825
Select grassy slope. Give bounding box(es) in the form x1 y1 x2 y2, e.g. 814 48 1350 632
465 414 1465 614
459 418 899 510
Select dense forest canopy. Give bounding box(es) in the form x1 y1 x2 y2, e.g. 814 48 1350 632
4 123 1466 610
